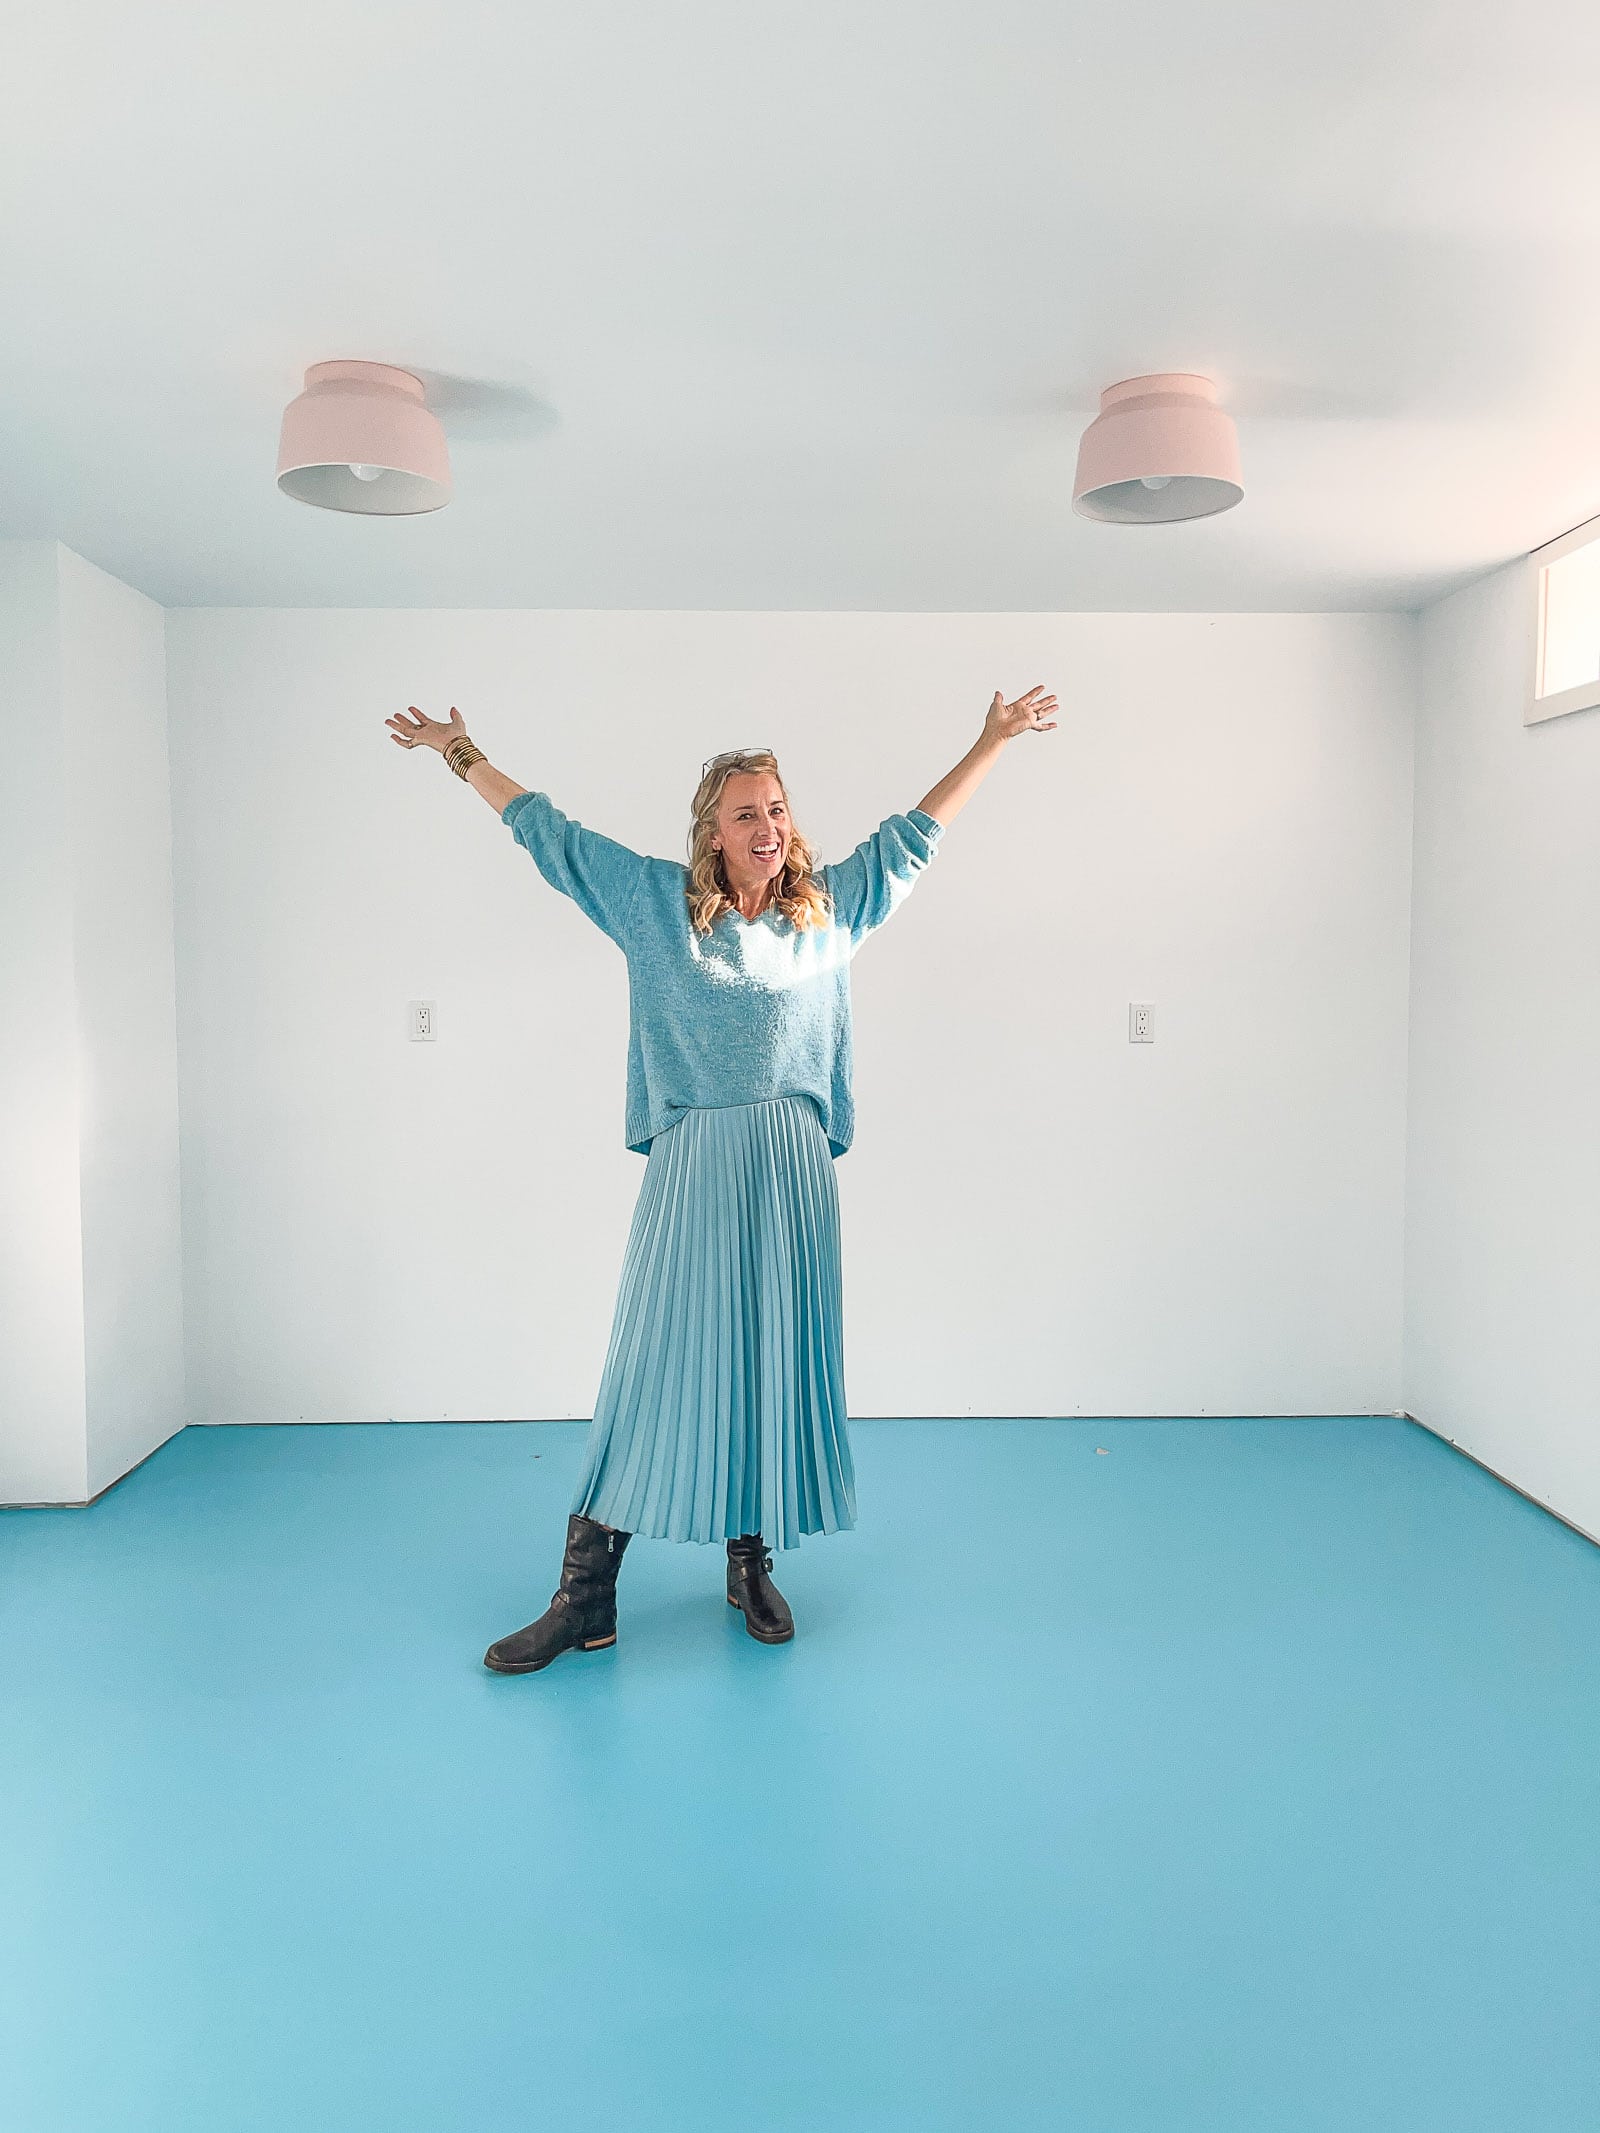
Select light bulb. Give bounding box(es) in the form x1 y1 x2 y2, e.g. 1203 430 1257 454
349 462 385 482
1139 474 1172 491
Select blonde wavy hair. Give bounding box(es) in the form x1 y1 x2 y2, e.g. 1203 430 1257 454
686 749 833 936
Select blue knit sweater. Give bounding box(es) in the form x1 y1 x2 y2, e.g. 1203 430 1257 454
502 789 944 1155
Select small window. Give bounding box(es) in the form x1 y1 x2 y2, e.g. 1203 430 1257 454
1529 515 1600 725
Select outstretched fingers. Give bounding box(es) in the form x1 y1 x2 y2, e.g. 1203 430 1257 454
385 704 448 749
1009 685 1059 730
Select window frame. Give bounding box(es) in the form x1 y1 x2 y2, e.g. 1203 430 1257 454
1528 513 1600 726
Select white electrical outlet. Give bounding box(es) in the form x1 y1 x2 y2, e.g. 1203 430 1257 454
408 1000 436 1042
1128 1002 1154 1043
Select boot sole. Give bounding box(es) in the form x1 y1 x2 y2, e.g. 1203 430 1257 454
482 1632 616 1675
727 1594 795 1644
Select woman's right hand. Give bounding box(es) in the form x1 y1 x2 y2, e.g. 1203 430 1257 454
386 704 468 754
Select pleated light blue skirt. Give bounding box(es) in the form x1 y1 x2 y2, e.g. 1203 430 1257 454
570 1094 855 1549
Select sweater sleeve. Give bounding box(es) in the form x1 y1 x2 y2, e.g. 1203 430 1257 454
501 789 647 947
821 807 944 944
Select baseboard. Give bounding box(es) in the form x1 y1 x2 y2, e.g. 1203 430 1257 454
192 1410 1399 1426
184 1416 629 1431
1401 1411 1600 1551
20 1416 1592 1546
2 1428 181 1511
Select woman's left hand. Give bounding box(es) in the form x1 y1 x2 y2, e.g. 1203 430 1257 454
983 685 1059 743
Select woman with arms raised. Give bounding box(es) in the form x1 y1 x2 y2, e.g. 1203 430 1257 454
385 687 1058 1674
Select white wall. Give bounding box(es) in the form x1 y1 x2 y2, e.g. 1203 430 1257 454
57 549 187 1497
1405 561 1600 1538
0 541 184 1504
166 608 1415 1428
0 543 89 1502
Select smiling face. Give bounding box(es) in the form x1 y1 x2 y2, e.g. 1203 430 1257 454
711 770 790 900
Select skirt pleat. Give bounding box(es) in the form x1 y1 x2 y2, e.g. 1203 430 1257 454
569 1095 854 1548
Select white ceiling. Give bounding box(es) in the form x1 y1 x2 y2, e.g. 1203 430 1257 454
4 0 1600 612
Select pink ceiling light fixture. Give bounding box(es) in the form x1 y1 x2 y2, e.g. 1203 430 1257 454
276 360 451 515
1072 373 1243 524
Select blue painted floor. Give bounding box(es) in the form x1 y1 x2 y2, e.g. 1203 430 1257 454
3 1416 1598 2132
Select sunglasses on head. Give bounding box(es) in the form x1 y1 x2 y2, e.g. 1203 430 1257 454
701 747 773 777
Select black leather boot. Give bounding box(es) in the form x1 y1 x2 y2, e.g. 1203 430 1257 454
483 1515 631 1674
726 1533 794 1644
